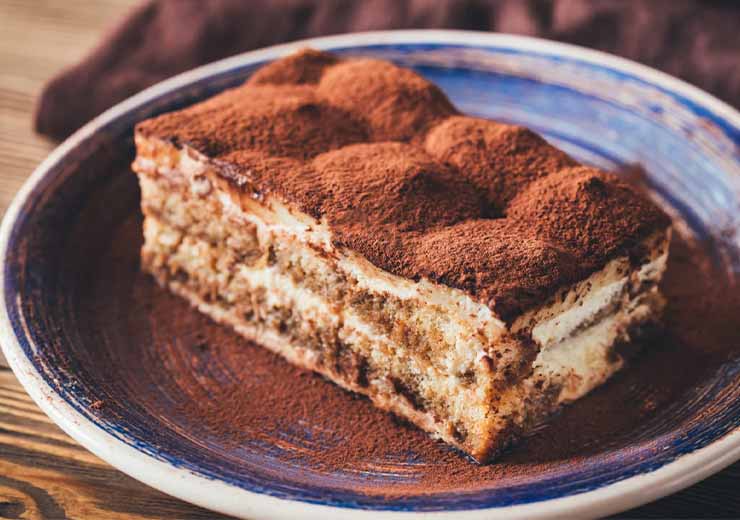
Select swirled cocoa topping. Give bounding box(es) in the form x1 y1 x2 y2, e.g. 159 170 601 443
135 48 670 321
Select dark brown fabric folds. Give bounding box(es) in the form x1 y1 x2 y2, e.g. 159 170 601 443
35 0 740 140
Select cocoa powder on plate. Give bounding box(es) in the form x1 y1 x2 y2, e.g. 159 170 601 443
78 163 739 497
163 231 739 494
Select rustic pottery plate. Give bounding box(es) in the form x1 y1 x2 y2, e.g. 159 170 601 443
2 31 740 519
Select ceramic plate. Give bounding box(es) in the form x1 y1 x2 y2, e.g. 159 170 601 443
2 31 740 519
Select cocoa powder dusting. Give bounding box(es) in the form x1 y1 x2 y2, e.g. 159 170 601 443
247 48 339 86
135 49 669 322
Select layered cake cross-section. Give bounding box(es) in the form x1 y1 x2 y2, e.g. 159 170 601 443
132 49 671 462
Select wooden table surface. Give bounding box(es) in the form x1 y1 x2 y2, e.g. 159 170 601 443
0 1 737 518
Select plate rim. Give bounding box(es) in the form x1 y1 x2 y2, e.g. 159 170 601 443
2 29 740 520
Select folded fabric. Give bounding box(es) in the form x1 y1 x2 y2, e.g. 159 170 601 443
35 0 740 140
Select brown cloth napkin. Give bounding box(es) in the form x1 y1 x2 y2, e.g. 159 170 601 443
35 0 740 141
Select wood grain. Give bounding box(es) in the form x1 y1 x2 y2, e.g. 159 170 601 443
0 1 229 517
0 1 736 519
0 369 232 519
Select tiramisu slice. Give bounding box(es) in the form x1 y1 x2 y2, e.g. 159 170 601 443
132 49 671 462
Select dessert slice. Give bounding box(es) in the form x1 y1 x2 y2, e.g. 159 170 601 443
132 49 671 462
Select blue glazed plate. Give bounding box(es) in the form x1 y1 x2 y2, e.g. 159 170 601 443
2 31 740 519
